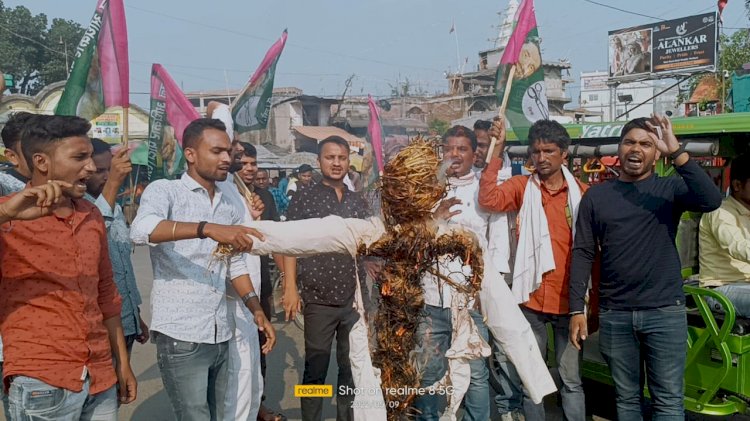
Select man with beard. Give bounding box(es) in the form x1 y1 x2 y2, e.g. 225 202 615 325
86 139 149 357
569 115 722 419
131 118 274 421
0 115 137 419
479 119 589 421
236 142 287 421
283 136 370 421
415 125 491 421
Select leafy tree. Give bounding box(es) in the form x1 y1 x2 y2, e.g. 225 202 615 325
428 118 449 136
0 1 84 95
677 30 750 109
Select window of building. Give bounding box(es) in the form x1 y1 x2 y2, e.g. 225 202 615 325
588 94 599 102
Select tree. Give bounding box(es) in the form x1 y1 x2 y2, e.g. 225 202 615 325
428 118 449 136
0 1 84 95
677 30 750 110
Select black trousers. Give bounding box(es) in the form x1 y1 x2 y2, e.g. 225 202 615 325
301 302 359 421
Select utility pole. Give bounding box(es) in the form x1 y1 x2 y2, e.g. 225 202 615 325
58 36 70 77
331 74 356 122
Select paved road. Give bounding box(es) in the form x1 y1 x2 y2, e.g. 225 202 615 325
0 245 585 420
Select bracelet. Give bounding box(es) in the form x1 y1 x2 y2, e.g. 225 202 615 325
171 222 177 241
241 291 258 305
569 311 585 316
197 221 208 239
668 143 687 161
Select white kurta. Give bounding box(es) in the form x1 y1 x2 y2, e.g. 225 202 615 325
246 216 557 420
219 174 264 421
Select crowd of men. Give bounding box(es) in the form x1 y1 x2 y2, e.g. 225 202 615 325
0 106 748 421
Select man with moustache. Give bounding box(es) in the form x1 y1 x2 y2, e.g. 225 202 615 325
283 136 370 421
131 118 274 421
569 115 722 420
415 125 492 421
479 118 589 421
235 142 287 421
472 119 492 173
0 115 137 419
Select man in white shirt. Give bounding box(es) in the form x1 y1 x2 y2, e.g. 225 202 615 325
131 118 275 421
415 125 492 421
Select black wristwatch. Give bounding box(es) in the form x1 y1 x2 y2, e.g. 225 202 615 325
668 143 687 161
197 221 208 239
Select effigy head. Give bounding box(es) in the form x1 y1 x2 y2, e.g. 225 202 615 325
380 137 446 225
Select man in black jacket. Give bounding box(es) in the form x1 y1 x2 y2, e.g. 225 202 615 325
569 114 722 420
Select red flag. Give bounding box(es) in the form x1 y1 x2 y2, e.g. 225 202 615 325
718 0 728 22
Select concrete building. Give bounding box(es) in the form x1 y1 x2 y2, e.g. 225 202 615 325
0 81 150 146
579 71 682 122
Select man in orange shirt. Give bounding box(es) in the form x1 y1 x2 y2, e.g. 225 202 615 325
479 118 586 421
0 115 136 420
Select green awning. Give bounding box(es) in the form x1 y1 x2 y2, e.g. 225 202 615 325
505 112 750 142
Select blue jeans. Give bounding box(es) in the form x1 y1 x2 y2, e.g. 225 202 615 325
521 306 585 421
708 283 750 318
414 305 490 421
1 362 10 420
491 341 524 413
154 331 229 421
599 305 687 421
8 375 117 421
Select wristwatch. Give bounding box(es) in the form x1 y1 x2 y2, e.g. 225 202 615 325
668 143 687 161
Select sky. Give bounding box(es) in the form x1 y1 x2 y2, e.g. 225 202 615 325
8 0 750 110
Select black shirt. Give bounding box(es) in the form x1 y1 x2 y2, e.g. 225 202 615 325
255 186 279 299
569 159 722 311
286 181 371 306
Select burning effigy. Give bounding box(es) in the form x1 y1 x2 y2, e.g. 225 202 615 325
245 137 556 420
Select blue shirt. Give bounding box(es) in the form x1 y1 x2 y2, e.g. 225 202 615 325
85 193 143 337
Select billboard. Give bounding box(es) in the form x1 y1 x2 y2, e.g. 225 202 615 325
609 12 717 81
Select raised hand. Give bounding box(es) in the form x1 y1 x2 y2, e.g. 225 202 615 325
0 181 73 224
433 197 462 221
250 192 265 220
489 115 507 159
110 147 133 184
645 113 680 155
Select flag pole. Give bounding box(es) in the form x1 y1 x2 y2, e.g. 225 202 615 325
453 24 462 75
122 106 129 147
486 64 516 164
122 106 137 220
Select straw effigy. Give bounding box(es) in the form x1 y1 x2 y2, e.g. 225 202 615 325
360 137 484 419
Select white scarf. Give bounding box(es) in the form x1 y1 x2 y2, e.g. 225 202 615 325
512 166 582 304
448 171 477 187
